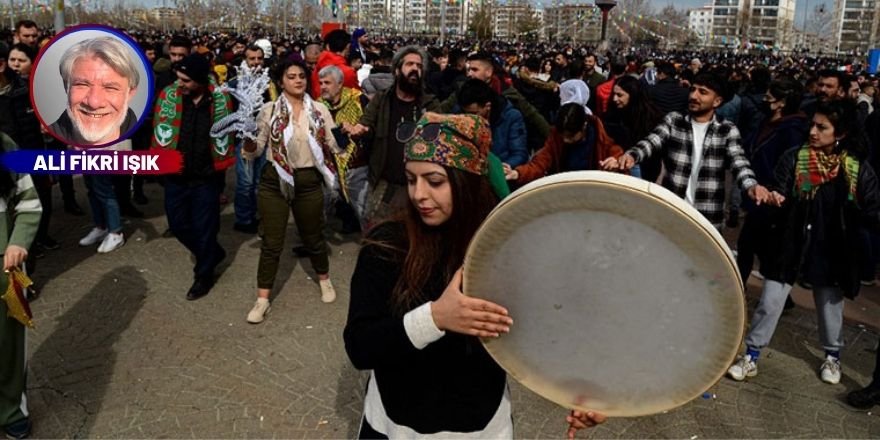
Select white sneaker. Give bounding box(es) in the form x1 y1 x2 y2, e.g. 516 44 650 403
820 355 842 384
751 270 765 280
79 227 108 246
246 298 271 324
319 278 336 303
97 232 125 253
727 354 758 381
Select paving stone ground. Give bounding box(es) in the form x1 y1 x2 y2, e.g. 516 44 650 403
22 177 880 438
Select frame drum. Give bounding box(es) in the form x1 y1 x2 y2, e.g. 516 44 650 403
463 171 745 417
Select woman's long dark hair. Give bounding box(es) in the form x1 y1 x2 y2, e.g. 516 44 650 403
607 76 662 143
377 166 499 315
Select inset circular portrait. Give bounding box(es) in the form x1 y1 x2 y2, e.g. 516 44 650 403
30 25 154 149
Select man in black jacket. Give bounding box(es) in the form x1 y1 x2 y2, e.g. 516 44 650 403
649 61 689 116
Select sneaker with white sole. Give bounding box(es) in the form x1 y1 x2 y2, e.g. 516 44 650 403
727 354 758 381
246 298 271 324
97 232 125 253
820 355 842 384
319 278 336 303
79 227 108 246
751 270 765 280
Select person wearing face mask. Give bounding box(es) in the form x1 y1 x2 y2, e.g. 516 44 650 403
735 77 809 286
242 59 342 323
727 100 880 387
504 103 623 186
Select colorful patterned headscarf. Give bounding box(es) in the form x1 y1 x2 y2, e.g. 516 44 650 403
404 114 492 176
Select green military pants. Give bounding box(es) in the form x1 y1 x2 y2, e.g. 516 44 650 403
0 274 28 426
257 165 330 290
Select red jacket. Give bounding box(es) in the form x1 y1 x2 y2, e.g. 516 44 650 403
595 78 616 117
514 116 623 185
311 51 360 98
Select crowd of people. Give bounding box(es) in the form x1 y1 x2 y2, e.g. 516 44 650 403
1 17 880 438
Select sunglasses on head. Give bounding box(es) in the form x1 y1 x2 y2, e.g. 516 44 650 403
396 122 442 143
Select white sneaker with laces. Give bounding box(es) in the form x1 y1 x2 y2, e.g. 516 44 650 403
820 355 842 384
97 232 125 253
79 227 108 247
727 354 758 381
247 298 271 324
320 278 336 303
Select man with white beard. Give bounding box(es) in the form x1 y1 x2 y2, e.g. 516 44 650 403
49 36 140 254
48 36 139 146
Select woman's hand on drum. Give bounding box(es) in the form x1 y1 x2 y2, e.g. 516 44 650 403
431 268 513 338
566 410 607 439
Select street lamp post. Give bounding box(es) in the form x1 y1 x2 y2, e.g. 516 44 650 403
594 0 616 42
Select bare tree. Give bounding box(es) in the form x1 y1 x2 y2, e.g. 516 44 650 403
805 4 832 37
469 1 493 40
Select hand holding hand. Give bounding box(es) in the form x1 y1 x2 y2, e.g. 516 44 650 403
599 157 619 171
748 184 772 206
617 154 636 172
566 410 607 439
431 268 513 338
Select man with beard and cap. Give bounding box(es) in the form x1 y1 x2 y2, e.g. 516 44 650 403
344 46 440 228
604 72 775 230
152 53 234 300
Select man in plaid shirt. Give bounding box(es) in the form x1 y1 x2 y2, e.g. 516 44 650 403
606 72 774 229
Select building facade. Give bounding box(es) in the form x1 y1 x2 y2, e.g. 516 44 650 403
833 0 880 54
543 3 602 43
688 5 715 46
711 0 796 49
493 0 540 39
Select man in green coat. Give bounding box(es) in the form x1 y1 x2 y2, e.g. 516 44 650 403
0 131 42 439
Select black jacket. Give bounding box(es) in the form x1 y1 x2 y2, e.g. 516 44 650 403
0 73 45 150
344 223 506 434
649 78 689 116
763 148 880 298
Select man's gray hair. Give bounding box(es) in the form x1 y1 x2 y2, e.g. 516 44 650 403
59 36 140 91
392 45 427 78
318 65 344 84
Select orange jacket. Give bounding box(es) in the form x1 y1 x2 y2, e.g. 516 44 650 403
311 51 360 98
514 115 623 185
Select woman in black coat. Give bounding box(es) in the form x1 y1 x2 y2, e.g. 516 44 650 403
727 100 880 386
736 77 809 283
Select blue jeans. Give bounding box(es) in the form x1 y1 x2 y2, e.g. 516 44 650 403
234 142 267 226
164 180 224 279
85 175 121 233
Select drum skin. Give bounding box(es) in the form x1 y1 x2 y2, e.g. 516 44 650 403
463 171 745 417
